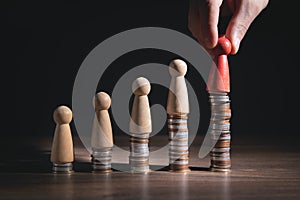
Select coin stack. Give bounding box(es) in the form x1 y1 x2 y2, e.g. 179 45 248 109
52 163 73 173
129 135 150 173
91 147 112 173
209 93 231 172
168 114 190 172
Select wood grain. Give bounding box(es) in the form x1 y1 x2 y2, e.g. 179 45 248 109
1 135 300 199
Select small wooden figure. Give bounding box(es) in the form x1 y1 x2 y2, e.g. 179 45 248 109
50 105 74 173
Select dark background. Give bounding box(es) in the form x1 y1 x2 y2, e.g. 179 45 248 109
2 0 299 152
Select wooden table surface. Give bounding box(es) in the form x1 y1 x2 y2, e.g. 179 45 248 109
1 135 300 199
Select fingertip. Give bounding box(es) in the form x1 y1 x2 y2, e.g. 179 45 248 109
229 38 240 54
226 30 241 55
204 37 218 49
199 0 221 49
232 39 240 54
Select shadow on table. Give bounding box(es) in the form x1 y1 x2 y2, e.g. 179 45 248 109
0 149 53 173
189 166 210 171
0 146 210 173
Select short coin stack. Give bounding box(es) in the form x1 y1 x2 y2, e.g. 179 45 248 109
209 93 231 172
168 115 190 172
91 147 112 173
129 135 150 173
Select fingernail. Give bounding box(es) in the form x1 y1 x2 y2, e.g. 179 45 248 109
233 39 240 54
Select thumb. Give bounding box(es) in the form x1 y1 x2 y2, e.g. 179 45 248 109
225 3 257 54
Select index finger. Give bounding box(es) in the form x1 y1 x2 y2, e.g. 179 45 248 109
198 0 223 49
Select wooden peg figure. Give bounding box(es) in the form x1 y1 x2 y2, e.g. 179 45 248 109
50 105 74 173
207 37 232 93
129 77 152 135
167 59 189 115
91 92 114 173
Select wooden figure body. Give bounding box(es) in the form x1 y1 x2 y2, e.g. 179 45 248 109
207 37 232 93
129 77 152 135
50 105 74 173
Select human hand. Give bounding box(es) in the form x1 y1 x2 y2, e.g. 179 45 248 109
188 0 269 55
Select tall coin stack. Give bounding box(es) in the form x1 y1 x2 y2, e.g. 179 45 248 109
209 93 231 172
168 114 190 172
129 135 150 173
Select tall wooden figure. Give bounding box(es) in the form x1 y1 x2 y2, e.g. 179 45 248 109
207 36 232 172
129 77 152 173
167 59 190 173
91 92 114 173
51 105 74 173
